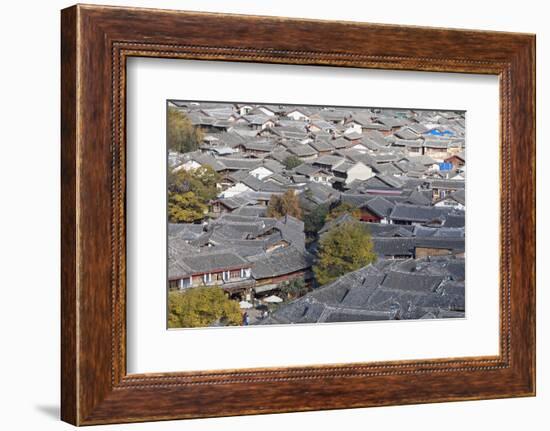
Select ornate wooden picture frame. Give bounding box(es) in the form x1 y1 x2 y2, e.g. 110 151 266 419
61 4 535 425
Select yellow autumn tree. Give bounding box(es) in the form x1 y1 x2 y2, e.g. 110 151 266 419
168 191 207 223
314 220 377 286
266 190 302 219
167 165 220 222
325 202 361 221
168 287 242 328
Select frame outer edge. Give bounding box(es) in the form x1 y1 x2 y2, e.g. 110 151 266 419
61 5 79 426
531 35 536 396
60 5 536 424
526 35 536 396
503 34 536 396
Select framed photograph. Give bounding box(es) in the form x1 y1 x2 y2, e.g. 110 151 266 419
61 4 536 425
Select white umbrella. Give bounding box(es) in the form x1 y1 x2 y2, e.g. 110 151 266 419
239 300 253 309
264 295 283 304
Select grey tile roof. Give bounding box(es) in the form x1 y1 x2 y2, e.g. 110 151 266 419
445 259 465 281
389 203 444 223
261 159 285 174
377 174 406 189
263 175 290 188
443 213 465 228
376 116 410 128
450 189 466 205
332 160 357 174
324 311 394 322
375 163 403 176
287 144 317 157
262 255 464 324
372 238 416 257
413 225 465 238
168 223 205 240
251 247 314 279
392 138 423 148
337 148 377 166
177 251 250 275
362 176 397 190
406 123 429 134
340 193 370 207
363 175 405 191
238 141 275 152
268 150 292 163
365 196 395 217
319 109 351 122
294 163 325 177
394 127 421 140
363 223 414 237
240 175 285 193
215 195 254 210
216 157 262 171
302 182 341 205
381 271 444 293
405 190 433 206
406 155 438 166
331 137 351 149
309 139 335 152
313 154 346 168
423 138 452 148
414 237 465 252
430 179 465 189
232 205 267 217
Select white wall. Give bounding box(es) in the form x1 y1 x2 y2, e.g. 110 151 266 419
0 0 547 430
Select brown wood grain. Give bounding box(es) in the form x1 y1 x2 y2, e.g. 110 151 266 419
61 4 536 425
61 5 77 425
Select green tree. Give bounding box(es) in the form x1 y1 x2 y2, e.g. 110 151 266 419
168 191 207 223
279 278 308 299
302 203 329 237
168 165 220 223
266 190 302 219
169 165 219 201
167 107 204 153
326 201 361 221
168 287 242 328
283 155 304 170
314 220 377 286
192 165 219 200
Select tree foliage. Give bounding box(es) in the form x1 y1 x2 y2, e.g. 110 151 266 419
168 287 242 328
283 155 304 170
167 107 204 153
266 190 302 219
314 220 377 286
168 165 220 201
168 191 207 223
302 203 329 236
279 277 308 299
168 165 220 222
326 202 361 221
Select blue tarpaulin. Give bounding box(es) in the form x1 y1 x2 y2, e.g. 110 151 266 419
427 129 453 136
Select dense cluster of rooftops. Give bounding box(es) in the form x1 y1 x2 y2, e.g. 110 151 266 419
168 101 465 325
